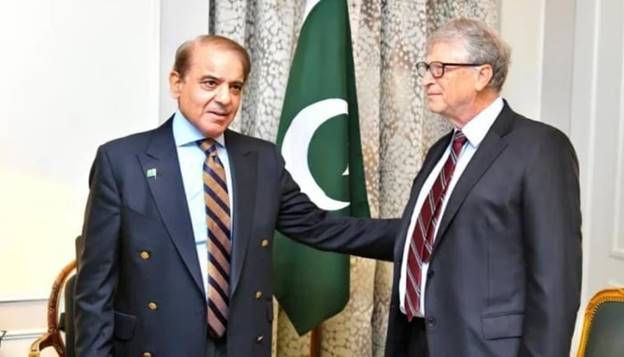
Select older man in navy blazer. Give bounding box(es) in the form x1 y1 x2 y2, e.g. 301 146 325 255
384 19 582 357
74 35 396 357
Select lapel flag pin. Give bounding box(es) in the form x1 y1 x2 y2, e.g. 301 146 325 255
146 168 157 179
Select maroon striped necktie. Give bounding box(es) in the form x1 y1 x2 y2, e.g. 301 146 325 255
199 139 231 338
404 131 467 321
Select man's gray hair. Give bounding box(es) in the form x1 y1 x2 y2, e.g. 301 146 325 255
428 18 511 92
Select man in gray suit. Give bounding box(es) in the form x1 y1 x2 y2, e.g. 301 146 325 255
384 18 582 356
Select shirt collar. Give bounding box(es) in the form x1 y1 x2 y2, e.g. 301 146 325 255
172 111 226 148
457 96 503 148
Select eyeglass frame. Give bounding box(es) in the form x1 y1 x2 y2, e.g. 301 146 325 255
416 61 485 79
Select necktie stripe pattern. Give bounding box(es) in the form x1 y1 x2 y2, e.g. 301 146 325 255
404 131 467 321
199 139 231 338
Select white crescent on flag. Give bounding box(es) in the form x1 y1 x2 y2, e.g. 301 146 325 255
281 98 351 211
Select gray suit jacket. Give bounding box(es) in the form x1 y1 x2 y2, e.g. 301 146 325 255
385 102 582 357
74 118 396 357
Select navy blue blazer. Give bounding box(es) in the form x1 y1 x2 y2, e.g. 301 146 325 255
74 118 396 356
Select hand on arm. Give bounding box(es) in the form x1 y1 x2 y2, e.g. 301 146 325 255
274 149 397 261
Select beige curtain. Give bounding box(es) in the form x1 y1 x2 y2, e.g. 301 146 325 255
209 0 498 355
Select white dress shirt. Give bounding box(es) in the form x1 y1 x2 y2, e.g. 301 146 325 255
172 111 234 293
399 97 504 317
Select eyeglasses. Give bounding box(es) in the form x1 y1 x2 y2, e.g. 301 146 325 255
416 61 484 78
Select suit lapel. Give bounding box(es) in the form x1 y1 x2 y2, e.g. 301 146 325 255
224 130 258 296
432 103 515 252
138 118 205 296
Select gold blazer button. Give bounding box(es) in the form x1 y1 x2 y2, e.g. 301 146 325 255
255 291 262 299
139 251 151 260
147 302 158 311
260 239 269 247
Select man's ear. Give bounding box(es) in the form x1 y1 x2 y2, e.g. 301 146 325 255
169 70 183 99
475 64 493 91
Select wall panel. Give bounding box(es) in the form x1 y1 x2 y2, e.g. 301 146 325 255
0 0 161 354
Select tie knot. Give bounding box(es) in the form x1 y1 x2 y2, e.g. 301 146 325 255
452 131 467 154
198 138 218 156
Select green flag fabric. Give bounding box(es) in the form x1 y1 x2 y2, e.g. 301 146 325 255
273 0 370 335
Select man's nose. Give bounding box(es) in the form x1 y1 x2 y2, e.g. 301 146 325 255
214 84 231 105
421 68 435 87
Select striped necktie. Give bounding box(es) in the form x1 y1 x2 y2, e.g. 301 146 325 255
404 131 467 321
199 139 231 338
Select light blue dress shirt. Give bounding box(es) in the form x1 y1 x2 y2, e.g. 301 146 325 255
172 111 234 293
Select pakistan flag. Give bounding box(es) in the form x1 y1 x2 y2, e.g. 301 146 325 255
273 0 370 335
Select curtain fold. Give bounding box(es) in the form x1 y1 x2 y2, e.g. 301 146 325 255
208 0 497 355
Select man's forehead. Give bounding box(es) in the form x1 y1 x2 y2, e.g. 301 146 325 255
188 43 245 80
426 39 468 60
190 42 235 62
192 41 223 54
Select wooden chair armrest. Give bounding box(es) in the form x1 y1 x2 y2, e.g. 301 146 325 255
28 260 77 357
29 332 52 356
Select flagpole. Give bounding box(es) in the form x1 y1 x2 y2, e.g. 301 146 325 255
310 326 321 357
